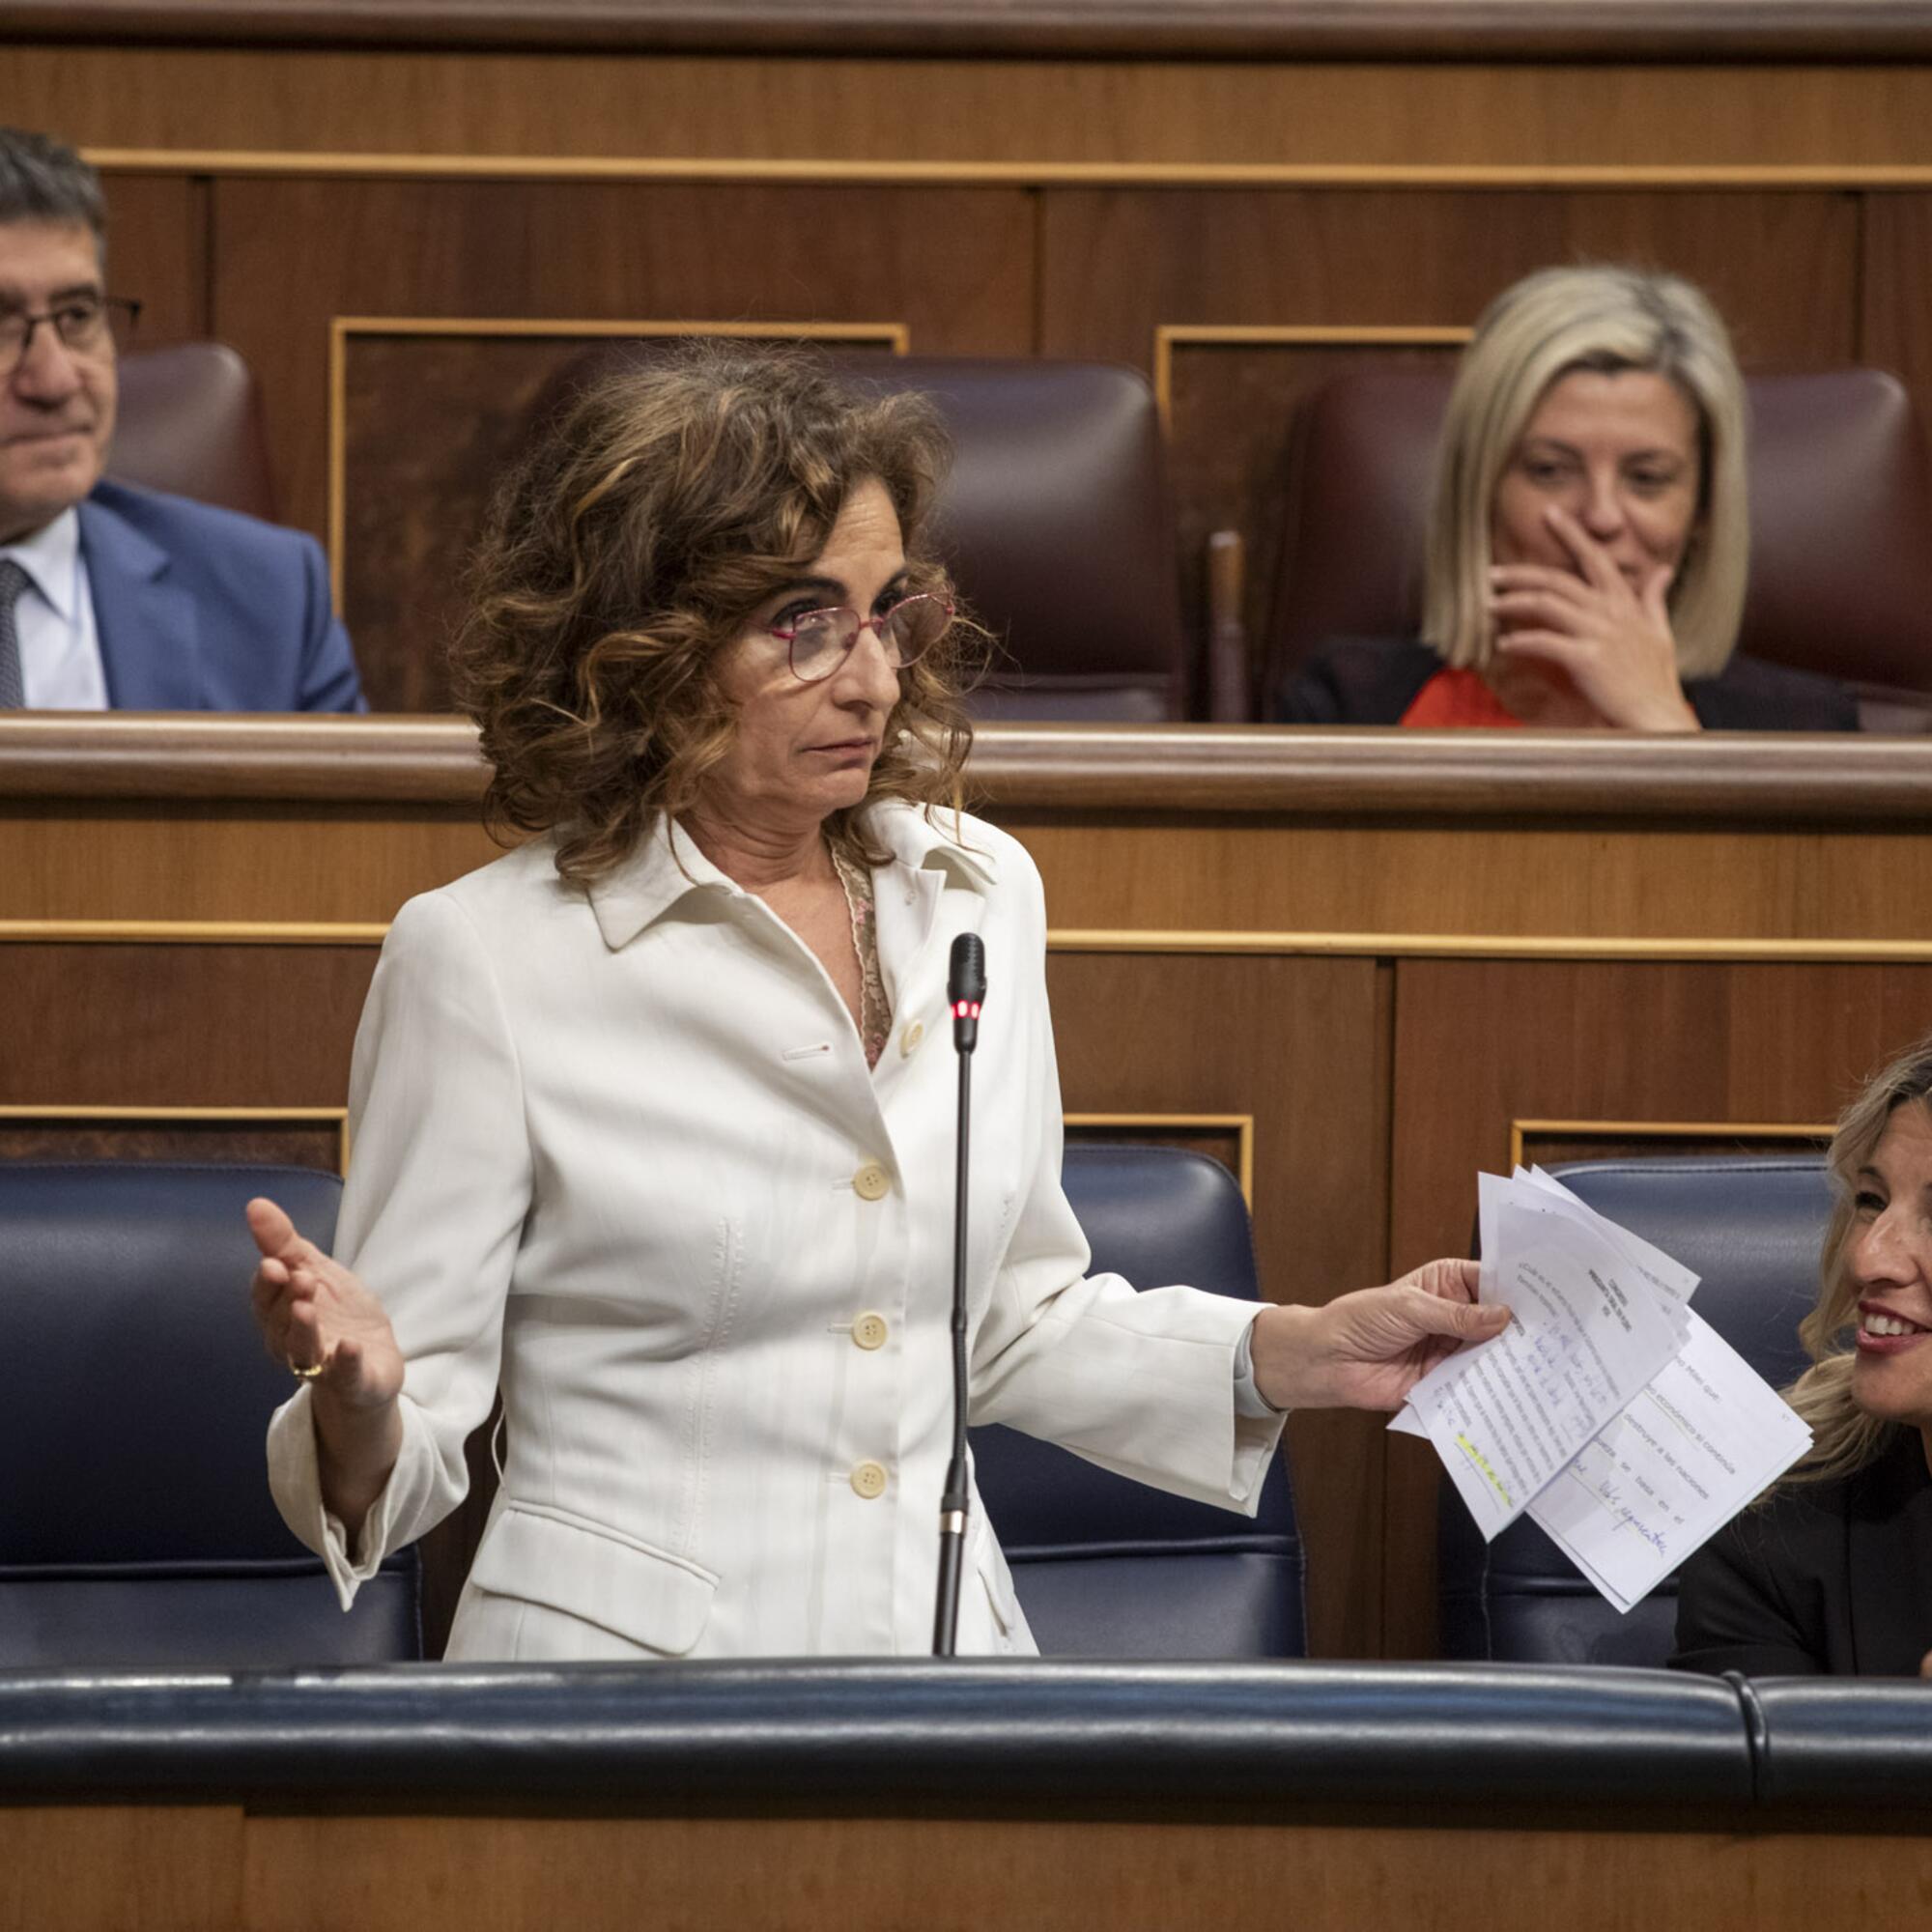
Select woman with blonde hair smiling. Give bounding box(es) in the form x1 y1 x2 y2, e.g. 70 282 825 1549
1673 1032 1932 1677
1278 264 1858 730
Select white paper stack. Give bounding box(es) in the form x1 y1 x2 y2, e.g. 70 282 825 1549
1391 1167 1814 1614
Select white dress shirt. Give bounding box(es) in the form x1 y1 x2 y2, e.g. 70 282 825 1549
268 803 1285 1661
1 508 107 709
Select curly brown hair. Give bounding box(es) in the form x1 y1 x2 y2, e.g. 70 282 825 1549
452 342 977 884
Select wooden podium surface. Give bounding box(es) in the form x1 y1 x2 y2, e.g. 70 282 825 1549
6 715 1931 1659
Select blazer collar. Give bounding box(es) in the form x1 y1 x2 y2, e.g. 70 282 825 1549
587 799 998 952
76 487 204 709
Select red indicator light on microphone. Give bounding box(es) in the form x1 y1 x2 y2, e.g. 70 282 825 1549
951 1001 981 1019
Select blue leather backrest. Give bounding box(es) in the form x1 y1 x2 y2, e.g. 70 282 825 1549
0 1161 422 1665
1439 1155 1831 1665
971 1144 1306 1658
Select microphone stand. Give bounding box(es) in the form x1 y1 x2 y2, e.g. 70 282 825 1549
932 933 984 1658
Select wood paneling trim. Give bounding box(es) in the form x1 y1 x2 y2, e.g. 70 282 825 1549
0 715 490 800
0 921 389 944
0 1102 351 1169
10 920 1932 967
1049 933 1932 962
6 718 1932 819
1065 1111 1255 1200
1506 1116 1835 1167
88 150 1932 188
24 0 1932 60
1153 322 1471 424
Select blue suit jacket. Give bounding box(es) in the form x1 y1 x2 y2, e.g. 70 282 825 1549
75 479 365 712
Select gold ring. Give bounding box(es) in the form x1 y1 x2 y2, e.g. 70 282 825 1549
287 1356 325 1381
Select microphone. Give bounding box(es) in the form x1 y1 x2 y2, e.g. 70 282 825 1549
933 930 987 1656
948 932 985 1053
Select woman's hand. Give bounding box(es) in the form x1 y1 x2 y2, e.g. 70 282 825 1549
247 1197 406 1539
1249 1259 1510 1413
247 1197 405 1408
1490 505 1700 731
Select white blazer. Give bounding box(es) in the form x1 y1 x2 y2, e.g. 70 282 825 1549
269 804 1285 1660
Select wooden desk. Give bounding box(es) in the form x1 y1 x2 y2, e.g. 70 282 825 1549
7 715 1929 1657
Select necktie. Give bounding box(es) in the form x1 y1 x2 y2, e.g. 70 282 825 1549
0 558 30 708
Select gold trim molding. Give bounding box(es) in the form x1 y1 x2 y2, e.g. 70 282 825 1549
0 1104 352 1174
327 315 909 612
0 921 390 944
1508 1117 1834 1170
1065 1110 1255 1204
1046 930 1932 962
85 149 1932 191
1153 323 1472 426
8 920 1932 964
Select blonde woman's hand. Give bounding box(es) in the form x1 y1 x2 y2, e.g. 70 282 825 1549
1489 505 1700 731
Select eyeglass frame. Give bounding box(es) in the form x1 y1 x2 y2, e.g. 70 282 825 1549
764 590 954 684
0 294 142 373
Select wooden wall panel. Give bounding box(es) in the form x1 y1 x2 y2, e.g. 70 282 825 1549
0 1119 342 1168
1 945 373 1106
1861 191 1932 461
1380 957 1932 1657
1040 189 1860 367
14 49 1932 167
226 1812 1932 1932
1047 950 1390 1658
0 1805 244 1932
209 178 1037 549
99 170 205 344
0 804 499 923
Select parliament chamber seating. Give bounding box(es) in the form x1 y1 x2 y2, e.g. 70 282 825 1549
973 1143 1306 1658
1437 1155 1831 1666
0 1162 421 1667
1253 365 1932 727
533 347 1195 722
106 340 279 522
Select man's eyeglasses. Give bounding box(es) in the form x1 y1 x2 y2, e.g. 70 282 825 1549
0 295 141 372
767 592 953 684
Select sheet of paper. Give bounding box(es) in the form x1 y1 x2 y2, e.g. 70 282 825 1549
1406 1192 1692 1537
1527 1309 1813 1610
1519 1166 1700 1311
1391 1168 1693 1444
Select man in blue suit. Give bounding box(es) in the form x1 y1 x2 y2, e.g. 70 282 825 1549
0 128 362 712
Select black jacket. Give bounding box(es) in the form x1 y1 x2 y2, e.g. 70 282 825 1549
1670 1428 1932 1677
1274 636 1861 731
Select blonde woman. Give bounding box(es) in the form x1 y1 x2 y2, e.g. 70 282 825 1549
1276 265 1857 730
1673 1034 1932 1676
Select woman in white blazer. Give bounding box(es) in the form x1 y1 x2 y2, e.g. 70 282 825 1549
248 347 1507 1662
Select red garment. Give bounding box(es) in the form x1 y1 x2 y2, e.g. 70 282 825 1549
1399 667 1525 728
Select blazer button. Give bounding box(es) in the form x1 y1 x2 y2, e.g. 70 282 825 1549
853 1161 891 1201
853 1311 890 1350
899 1020 924 1058
850 1460 889 1499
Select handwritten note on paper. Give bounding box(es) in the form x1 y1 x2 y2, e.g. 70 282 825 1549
1406 1194 1690 1537
1396 1167 1814 1613
1528 1311 1813 1610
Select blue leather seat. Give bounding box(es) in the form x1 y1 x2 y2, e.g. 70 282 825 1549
971 1144 1306 1658
0 1162 422 1666
1438 1155 1830 1665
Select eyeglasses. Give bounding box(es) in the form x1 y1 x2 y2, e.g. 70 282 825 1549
767 592 953 684
0 294 141 372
